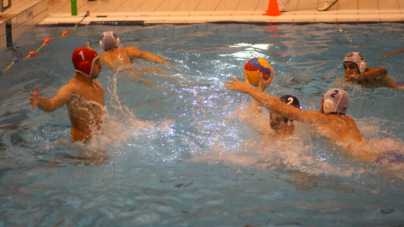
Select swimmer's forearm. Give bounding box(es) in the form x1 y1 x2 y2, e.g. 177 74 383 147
246 87 278 111
357 67 388 80
37 98 62 112
144 53 167 63
137 51 167 63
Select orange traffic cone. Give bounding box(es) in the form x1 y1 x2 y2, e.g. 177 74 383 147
263 0 282 16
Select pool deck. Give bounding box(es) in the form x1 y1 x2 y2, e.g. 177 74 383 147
44 0 404 24
1 0 404 48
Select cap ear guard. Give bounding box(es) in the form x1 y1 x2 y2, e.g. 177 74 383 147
116 38 120 47
99 40 105 50
322 99 334 115
359 61 366 74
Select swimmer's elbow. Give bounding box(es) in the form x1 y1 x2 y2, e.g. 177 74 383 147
377 67 388 76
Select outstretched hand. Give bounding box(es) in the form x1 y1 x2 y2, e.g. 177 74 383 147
343 73 359 82
29 85 40 110
225 77 252 94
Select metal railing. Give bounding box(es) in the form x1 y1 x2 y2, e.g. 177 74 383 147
1 0 12 13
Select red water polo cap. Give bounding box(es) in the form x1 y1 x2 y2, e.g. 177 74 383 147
72 47 99 77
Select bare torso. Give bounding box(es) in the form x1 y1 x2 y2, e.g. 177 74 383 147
65 78 105 142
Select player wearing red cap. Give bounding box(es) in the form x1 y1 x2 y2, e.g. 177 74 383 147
29 46 104 143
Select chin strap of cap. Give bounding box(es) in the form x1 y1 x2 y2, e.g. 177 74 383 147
92 78 103 90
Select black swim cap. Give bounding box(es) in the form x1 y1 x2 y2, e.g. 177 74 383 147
279 95 300 123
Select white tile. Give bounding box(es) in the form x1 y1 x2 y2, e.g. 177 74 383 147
125 16 148 21
292 14 316 22
175 0 203 12
338 0 357 10
289 0 299 11
114 0 146 13
0 23 5 36
295 0 318 11
168 13 190 17
94 0 126 13
136 0 165 12
336 14 359 22
164 19 187 24
358 0 378 10
315 15 338 22
150 12 170 17
379 14 402 21
235 0 260 11
271 15 294 22
155 0 183 12
195 0 220 11
228 15 254 22
33 5 38 16
143 19 166 24
189 13 210 17
250 16 272 22
184 17 208 22
215 0 240 11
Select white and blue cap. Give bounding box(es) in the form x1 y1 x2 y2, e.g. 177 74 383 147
343 52 366 74
99 31 120 50
322 88 349 115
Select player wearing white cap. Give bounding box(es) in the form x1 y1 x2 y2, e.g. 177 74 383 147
343 52 404 89
99 31 168 68
226 75 379 162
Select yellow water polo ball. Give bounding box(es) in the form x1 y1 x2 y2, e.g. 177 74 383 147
243 58 272 86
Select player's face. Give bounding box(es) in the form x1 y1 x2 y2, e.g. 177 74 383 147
91 59 102 78
269 112 283 129
343 62 359 75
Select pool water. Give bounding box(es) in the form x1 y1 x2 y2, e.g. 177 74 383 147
1 23 404 226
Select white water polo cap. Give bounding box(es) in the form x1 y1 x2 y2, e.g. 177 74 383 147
343 52 366 74
100 31 120 50
322 88 349 115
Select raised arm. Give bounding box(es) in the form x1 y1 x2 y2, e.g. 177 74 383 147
225 76 329 125
126 46 168 63
344 67 388 81
247 70 274 113
30 84 74 112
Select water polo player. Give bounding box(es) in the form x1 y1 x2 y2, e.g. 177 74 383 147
30 46 105 143
243 58 300 142
99 31 169 68
343 52 404 89
226 75 385 162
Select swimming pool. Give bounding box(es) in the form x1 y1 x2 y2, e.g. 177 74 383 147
1 22 404 226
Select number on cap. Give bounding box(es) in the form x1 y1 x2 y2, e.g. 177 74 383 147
330 90 339 98
79 51 85 60
287 97 294 105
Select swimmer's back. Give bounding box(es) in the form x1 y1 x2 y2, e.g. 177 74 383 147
100 47 132 67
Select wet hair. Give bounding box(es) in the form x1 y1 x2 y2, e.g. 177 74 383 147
279 95 300 123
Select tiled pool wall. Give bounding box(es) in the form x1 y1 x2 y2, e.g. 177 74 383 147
0 0 48 48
